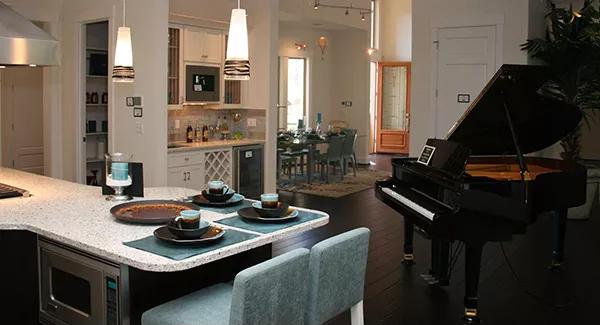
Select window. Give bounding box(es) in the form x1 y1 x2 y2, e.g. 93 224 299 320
278 57 307 131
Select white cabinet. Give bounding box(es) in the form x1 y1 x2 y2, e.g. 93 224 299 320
183 27 223 64
167 152 205 190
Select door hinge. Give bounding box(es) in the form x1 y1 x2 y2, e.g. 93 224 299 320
11 123 14 131
435 89 439 97
12 160 15 167
433 40 439 49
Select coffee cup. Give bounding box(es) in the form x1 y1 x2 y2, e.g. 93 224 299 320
174 210 201 229
260 193 279 209
208 180 228 194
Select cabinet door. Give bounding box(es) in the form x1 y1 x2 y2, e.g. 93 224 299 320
202 29 223 64
183 27 205 62
186 164 205 191
167 166 189 188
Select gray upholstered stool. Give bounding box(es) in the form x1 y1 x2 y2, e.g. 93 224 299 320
142 248 310 325
305 228 371 325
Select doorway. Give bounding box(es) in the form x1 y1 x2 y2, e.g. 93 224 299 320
0 67 45 174
278 57 308 131
375 62 411 154
433 25 499 138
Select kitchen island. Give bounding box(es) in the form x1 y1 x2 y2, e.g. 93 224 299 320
0 167 328 325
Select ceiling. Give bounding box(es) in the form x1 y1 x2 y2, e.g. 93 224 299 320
279 0 371 31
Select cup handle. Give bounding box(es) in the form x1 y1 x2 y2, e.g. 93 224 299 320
174 216 183 228
222 185 229 194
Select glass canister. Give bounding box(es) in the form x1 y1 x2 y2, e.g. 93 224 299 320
104 152 133 201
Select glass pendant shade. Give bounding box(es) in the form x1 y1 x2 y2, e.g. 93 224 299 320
224 8 250 81
112 26 135 82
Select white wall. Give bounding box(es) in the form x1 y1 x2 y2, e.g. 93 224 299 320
379 0 411 61
61 0 169 186
409 0 546 156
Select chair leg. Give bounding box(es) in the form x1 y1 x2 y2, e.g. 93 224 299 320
352 157 357 176
350 300 364 325
340 161 344 181
325 163 329 183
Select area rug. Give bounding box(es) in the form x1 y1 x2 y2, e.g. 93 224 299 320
278 167 391 198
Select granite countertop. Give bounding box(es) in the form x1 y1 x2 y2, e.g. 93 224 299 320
0 168 328 272
168 139 265 153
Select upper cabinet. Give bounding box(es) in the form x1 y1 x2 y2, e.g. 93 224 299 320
168 26 182 107
183 27 223 64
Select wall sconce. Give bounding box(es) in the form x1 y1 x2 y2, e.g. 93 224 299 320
295 42 307 51
317 36 328 59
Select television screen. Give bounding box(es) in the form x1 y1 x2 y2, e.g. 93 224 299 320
192 74 215 92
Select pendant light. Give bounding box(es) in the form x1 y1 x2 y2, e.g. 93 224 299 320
224 0 250 81
112 0 134 83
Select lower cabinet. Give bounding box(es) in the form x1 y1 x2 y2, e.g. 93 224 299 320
167 149 232 191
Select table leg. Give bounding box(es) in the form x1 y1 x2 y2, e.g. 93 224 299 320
307 144 315 184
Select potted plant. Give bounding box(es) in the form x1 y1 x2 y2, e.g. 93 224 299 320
522 0 600 219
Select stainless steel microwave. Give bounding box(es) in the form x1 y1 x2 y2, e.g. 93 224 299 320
185 64 221 103
39 239 122 325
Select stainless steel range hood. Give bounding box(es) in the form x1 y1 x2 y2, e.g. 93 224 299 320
0 1 58 66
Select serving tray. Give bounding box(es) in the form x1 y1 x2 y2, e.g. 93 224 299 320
110 200 199 224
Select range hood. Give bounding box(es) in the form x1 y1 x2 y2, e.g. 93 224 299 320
0 1 58 66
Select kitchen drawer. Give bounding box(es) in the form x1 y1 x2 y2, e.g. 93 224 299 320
168 152 204 168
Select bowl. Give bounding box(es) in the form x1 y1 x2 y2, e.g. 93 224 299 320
167 220 210 239
252 202 290 218
201 189 235 203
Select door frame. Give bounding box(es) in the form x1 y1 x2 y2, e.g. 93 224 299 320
375 61 411 154
430 15 504 140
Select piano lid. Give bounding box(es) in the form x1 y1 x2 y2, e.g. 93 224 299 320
446 64 581 155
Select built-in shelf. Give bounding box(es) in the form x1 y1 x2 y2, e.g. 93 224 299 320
86 132 108 136
86 159 104 164
86 47 108 52
86 104 107 108
87 75 107 79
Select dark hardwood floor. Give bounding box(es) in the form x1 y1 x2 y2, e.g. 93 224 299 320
274 154 600 325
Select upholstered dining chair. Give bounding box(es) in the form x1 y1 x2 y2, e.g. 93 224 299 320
141 248 310 325
316 135 345 183
341 129 358 177
305 228 371 325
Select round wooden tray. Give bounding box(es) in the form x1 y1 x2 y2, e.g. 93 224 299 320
110 200 199 224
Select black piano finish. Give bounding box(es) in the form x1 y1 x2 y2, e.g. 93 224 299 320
375 65 587 323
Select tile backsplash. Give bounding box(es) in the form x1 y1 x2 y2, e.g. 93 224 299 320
168 108 266 143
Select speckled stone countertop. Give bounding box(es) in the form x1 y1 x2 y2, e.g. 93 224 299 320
0 168 328 272
167 139 265 153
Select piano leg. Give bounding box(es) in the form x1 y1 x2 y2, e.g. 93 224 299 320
550 209 568 270
428 240 450 286
402 219 415 264
463 242 484 324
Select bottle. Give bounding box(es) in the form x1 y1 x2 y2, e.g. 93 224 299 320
194 121 202 142
222 116 229 132
186 121 193 143
202 124 209 142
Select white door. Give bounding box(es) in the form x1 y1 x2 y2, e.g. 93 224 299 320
1 67 44 174
434 25 497 138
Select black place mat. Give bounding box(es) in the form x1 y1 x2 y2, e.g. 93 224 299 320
199 199 255 214
123 227 258 260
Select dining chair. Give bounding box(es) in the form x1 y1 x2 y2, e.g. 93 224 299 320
341 129 358 177
142 248 310 325
316 135 345 183
305 228 371 325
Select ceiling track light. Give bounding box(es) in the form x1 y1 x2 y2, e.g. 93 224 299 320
313 0 371 21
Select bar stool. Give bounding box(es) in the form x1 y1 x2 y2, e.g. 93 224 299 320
305 228 370 325
142 248 310 325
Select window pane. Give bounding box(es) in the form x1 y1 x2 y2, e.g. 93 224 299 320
381 66 408 130
287 58 305 130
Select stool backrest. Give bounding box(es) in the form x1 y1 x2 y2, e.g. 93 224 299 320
305 228 370 325
229 248 310 325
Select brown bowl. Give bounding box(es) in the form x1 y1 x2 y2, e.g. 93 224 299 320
252 202 290 218
201 189 235 203
167 220 211 239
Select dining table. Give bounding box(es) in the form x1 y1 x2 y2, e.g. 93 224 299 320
278 134 335 184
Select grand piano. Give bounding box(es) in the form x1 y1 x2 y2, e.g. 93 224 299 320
375 64 587 323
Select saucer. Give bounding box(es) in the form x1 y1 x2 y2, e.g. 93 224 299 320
251 202 290 218
167 220 210 239
239 207 299 222
154 225 225 246
201 189 235 203
192 193 245 207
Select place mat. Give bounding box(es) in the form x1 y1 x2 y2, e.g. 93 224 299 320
199 199 255 214
123 227 258 261
215 209 324 234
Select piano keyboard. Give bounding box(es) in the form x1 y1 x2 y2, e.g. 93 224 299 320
382 187 436 221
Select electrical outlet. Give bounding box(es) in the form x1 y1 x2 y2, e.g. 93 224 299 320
341 101 353 107
136 122 144 135
247 118 257 127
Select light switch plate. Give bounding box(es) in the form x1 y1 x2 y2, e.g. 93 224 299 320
247 118 257 127
133 107 143 117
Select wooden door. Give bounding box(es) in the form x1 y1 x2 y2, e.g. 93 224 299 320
1 67 44 174
376 62 411 154
434 25 496 138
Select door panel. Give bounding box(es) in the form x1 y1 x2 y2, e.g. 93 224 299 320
435 26 496 138
1 67 44 174
376 62 411 154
